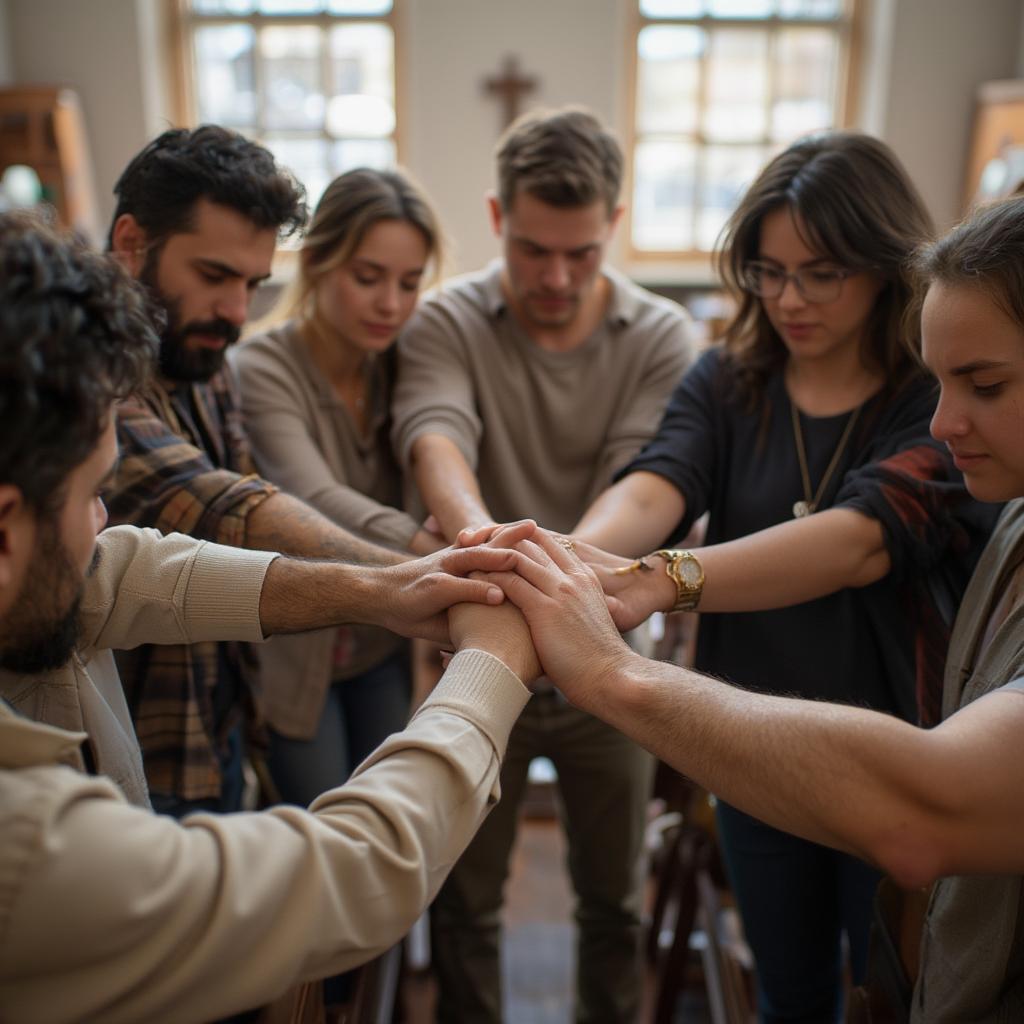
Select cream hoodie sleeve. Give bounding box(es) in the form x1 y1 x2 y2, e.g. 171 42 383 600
0 650 529 1024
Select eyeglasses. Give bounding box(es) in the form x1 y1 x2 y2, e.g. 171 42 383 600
741 261 855 303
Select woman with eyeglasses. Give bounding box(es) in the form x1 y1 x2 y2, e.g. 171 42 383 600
572 132 997 1022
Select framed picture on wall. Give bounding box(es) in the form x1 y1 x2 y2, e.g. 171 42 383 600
964 78 1024 211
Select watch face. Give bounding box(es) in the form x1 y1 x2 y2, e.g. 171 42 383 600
679 558 702 588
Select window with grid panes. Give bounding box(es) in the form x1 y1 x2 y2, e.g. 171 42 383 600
631 0 856 256
179 0 397 211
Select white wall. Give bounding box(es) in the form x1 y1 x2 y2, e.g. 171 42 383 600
4 0 1024 270
399 0 632 274
1018 0 1024 76
0 0 13 85
860 0 1021 231
6 0 174 232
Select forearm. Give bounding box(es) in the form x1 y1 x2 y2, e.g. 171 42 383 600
411 434 491 541
245 491 406 566
574 471 686 557
696 507 890 612
588 653 1023 887
256 533 529 645
605 506 892 621
259 557 387 635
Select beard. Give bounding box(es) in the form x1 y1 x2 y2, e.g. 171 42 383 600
138 252 241 383
0 521 94 674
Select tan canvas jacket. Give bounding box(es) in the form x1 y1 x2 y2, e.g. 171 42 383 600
0 526 530 1023
0 526 275 807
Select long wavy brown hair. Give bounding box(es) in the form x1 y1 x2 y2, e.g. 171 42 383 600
717 132 934 413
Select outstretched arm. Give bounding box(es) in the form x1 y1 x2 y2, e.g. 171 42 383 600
114 394 415 567
258 522 538 645
483 527 1024 888
409 433 493 542
574 471 687 557
1 630 534 1024
245 491 410 565
583 505 890 631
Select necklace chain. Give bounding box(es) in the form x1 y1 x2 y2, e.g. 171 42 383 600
790 399 861 518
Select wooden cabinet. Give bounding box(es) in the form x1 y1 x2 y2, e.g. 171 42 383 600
0 85 100 242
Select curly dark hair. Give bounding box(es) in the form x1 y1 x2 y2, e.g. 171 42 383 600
718 131 934 414
108 125 308 249
0 211 158 515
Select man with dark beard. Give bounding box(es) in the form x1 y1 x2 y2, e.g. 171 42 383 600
0 211 539 1024
103 126 434 817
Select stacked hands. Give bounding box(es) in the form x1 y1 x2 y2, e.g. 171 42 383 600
380 519 675 700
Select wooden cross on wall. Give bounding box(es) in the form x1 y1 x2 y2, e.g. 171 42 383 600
484 55 538 130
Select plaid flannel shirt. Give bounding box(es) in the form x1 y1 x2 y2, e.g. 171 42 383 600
106 368 277 802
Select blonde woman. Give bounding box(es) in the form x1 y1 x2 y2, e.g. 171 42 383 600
232 168 443 805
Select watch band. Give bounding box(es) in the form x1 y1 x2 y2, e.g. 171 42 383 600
652 549 704 613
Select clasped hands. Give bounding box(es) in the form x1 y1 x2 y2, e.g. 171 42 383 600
445 520 660 698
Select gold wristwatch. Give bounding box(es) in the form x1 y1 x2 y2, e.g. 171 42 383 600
653 549 704 613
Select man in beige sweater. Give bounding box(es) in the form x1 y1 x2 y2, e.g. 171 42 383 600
0 215 538 1022
392 107 694 1022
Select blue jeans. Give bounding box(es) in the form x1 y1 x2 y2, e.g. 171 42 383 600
266 651 412 806
716 800 881 1024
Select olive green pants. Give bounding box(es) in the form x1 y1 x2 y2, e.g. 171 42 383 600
431 692 655 1023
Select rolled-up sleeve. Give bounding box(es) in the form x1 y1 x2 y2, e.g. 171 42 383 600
833 386 976 583
112 394 278 547
391 301 484 472
79 527 277 652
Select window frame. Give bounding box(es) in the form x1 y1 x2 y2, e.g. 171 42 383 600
168 0 404 187
626 0 863 263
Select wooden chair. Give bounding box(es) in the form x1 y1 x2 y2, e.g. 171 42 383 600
335 945 402 1024
647 799 755 1024
694 865 755 1024
648 821 715 1024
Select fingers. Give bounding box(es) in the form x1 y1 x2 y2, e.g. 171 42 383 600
477 519 538 549
477 569 549 616
492 519 538 546
454 522 499 548
528 528 582 573
439 543 520 577
441 574 506 606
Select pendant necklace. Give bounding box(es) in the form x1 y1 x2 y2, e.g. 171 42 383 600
790 398 861 518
